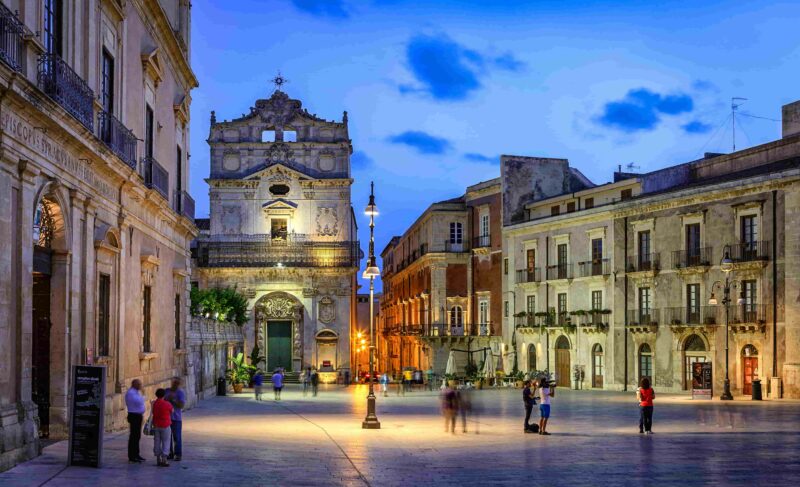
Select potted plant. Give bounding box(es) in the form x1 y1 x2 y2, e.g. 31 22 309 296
444 373 458 388
226 352 254 394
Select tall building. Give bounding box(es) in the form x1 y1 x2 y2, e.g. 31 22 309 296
379 178 503 376
0 0 197 470
503 100 800 397
192 89 359 381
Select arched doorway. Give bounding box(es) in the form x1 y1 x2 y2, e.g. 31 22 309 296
315 329 339 371
254 292 303 372
742 344 759 395
592 344 604 388
554 335 570 387
638 343 653 385
527 344 536 372
683 334 708 390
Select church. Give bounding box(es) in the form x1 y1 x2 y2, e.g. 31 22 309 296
192 87 360 380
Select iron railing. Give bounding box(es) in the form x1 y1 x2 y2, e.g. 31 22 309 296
444 240 468 252
672 247 713 269
174 190 195 222
515 268 541 284
0 3 24 72
546 263 573 280
626 309 660 326
473 235 490 248
626 253 660 273
98 110 137 168
728 241 770 263
729 304 767 325
194 239 360 268
38 53 95 130
578 258 610 277
140 156 169 199
663 306 718 326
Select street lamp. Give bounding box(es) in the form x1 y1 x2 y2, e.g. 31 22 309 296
708 245 745 401
362 182 381 429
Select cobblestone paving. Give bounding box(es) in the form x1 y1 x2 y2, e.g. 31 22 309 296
2 385 799 486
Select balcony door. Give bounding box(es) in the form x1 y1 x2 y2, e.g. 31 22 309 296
591 238 603 275
638 231 651 269
557 243 568 279
271 218 288 241
43 0 63 56
686 223 701 265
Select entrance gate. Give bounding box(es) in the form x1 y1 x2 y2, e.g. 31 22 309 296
267 321 292 371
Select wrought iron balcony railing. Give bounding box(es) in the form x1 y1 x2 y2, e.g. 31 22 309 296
38 53 95 131
515 268 541 284
626 253 660 273
672 247 713 269
0 3 24 72
664 306 718 326
546 263 573 280
729 304 767 325
98 110 137 169
140 156 169 199
728 241 770 263
444 240 468 253
194 239 360 268
578 258 610 277
626 309 660 326
174 190 195 222
473 235 491 248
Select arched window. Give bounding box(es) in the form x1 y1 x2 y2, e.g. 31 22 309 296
742 344 759 395
592 344 604 388
638 343 653 385
683 334 707 390
527 343 536 372
449 306 463 327
33 198 56 249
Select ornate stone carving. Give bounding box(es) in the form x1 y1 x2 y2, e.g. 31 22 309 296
303 288 317 297
257 296 295 319
316 207 339 236
257 90 302 128
244 192 255 200
303 191 315 200
266 142 294 165
221 205 241 235
319 296 336 324
266 169 292 183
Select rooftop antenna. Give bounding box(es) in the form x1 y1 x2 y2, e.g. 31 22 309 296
732 97 747 152
626 162 641 172
271 71 289 92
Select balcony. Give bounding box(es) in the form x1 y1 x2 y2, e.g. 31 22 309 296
578 258 610 277
728 241 770 263
728 304 767 332
672 247 713 270
98 111 137 169
38 53 95 131
174 190 195 222
194 238 360 268
515 268 541 284
626 309 660 330
473 235 491 248
444 240 468 253
626 253 660 273
546 263 573 280
0 3 24 72
140 156 169 200
663 306 718 327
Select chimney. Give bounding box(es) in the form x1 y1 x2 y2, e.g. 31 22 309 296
783 100 800 138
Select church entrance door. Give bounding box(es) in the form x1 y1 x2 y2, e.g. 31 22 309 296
267 321 292 371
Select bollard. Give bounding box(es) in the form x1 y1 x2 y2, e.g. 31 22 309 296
217 377 227 396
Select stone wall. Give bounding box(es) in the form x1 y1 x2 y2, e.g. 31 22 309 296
186 318 245 403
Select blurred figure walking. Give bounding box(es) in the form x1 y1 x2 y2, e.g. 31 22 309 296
272 368 284 400
302 367 311 397
252 370 264 401
380 372 389 396
459 387 475 434
441 383 458 434
310 368 319 397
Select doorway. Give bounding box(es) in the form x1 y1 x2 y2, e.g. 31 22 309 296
592 344 604 388
554 335 570 387
742 344 759 395
267 321 292 371
32 272 52 438
683 334 708 390
527 344 536 372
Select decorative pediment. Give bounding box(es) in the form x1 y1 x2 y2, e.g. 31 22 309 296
262 198 298 211
246 162 314 182
174 94 190 125
140 254 160 286
141 48 163 86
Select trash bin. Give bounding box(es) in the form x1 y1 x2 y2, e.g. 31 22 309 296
751 379 762 400
217 377 226 396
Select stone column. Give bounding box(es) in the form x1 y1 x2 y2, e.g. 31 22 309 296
115 211 128 394
49 250 72 438
783 187 800 397
17 162 38 407
430 263 447 328
0 159 16 405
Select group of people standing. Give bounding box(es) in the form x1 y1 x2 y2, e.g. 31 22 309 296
125 377 186 467
440 383 478 434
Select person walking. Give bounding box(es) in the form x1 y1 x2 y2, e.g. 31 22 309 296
310 368 319 396
441 383 457 434
253 370 264 401
165 377 186 461
637 377 655 434
522 380 538 434
272 368 284 400
151 388 173 467
459 387 474 434
379 372 389 396
538 379 555 436
403 368 413 393
125 379 146 463
302 367 311 397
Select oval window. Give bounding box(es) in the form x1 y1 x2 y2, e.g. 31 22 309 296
269 184 290 196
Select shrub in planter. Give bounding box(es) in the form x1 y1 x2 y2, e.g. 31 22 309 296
226 352 254 394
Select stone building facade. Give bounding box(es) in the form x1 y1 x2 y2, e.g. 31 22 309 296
503 100 800 397
0 0 202 471
192 89 359 382
379 179 503 376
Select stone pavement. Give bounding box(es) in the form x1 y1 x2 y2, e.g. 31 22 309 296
2 385 799 486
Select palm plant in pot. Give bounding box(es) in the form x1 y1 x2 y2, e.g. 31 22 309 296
226 352 254 394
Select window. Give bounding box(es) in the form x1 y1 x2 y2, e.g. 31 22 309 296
261 130 276 142
591 291 602 311
98 274 111 356
43 0 63 56
526 249 536 272
566 201 576 213
176 146 183 197
584 197 594 209
449 306 463 326
741 215 757 245
145 105 154 158
551 205 560 216
591 238 603 275
449 222 463 244
687 284 700 323
686 223 701 262
621 188 632 200
174 293 181 349
639 344 653 384
557 293 567 324
638 287 651 324
526 295 536 314
503 258 508 275
557 243 568 279
480 213 490 237
479 300 489 324
283 130 297 142
638 230 651 269
743 280 757 320
504 301 509 317
101 50 115 115
143 285 152 352
271 218 288 240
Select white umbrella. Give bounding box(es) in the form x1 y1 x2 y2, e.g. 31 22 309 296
482 352 496 383
445 350 457 375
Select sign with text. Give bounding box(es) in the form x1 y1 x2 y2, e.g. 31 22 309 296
691 362 713 400
68 365 106 467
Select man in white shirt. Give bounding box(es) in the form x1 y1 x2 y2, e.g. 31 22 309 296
538 379 556 436
125 379 146 463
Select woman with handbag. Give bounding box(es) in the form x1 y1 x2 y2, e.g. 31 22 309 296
151 388 174 467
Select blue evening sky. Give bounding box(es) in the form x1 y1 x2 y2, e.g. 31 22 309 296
188 0 800 291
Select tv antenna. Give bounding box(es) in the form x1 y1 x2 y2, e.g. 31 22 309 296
626 162 641 172
731 97 747 151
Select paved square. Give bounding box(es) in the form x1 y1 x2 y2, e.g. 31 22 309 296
2 386 798 486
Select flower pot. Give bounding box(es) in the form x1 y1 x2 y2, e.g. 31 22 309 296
233 383 244 394
516 380 524 388
476 379 484 390
448 379 458 388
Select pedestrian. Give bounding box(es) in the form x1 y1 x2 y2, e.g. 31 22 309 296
441 383 457 434
253 369 264 401
522 379 538 434
302 367 311 396
165 377 186 461
125 379 146 463
151 388 173 467
403 368 413 393
538 378 555 436
637 377 655 434
310 367 319 396
272 368 284 400
459 387 474 434
379 372 389 396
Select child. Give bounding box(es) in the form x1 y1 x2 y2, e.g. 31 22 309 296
637 377 655 434
152 388 173 467
253 370 264 401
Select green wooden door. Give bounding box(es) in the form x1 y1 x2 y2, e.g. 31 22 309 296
267 321 292 371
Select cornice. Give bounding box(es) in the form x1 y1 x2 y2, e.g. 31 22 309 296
138 0 199 90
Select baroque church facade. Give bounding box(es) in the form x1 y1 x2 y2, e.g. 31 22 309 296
193 89 359 379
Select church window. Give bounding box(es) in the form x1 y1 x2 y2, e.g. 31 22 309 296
261 130 276 142
269 184 290 196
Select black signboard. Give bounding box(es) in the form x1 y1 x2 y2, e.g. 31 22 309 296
691 362 713 400
68 365 106 467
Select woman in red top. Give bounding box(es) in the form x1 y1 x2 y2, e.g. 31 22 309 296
151 388 174 466
636 377 655 434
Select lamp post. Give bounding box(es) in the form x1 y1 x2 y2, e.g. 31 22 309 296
708 245 744 401
362 182 381 429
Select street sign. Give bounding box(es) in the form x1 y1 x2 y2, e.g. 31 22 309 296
691 362 712 400
68 365 106 467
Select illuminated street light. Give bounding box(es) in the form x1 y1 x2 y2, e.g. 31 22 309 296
708 244 741 401
362 182 381 430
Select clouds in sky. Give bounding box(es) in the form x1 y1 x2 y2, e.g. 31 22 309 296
463 153 497 164
290 0 349 18
401 34 525 101
387 131 451 154
351 151 375 170
594 88 694 133
682 120 713 134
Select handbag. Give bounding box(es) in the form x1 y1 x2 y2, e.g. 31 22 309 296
143 412 154 436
